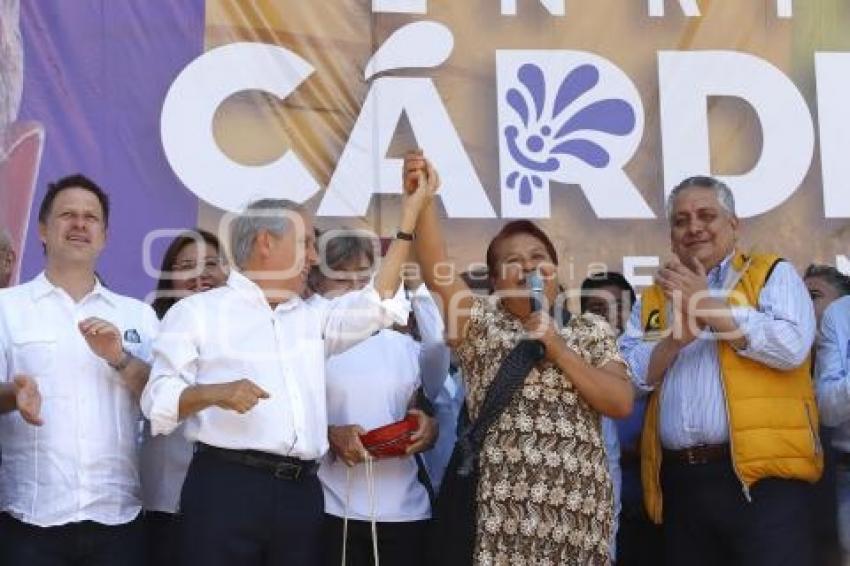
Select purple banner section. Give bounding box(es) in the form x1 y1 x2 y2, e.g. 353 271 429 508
17 0 205 300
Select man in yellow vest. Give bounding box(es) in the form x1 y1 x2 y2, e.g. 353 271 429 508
620 175 821 566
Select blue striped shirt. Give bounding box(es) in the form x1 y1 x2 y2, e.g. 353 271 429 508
619 254 815 449
815 295 850 452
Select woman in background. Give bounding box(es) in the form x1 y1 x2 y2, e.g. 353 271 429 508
142 229 229 566
312 232 448 566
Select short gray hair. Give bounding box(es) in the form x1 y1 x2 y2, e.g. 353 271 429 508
666 176 736 221
307 231 377 291
230 199 306 268
804 264 850 296
321 232 376 272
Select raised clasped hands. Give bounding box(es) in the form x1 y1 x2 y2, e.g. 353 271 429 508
402 149 440 214
655 256 709 345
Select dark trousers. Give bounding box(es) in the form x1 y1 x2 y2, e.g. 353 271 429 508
143 511 181 566
661 459 814 566
179 450 324 566
615 500 664 566
0 512 145 566
813 428 841 566
322 514 429 566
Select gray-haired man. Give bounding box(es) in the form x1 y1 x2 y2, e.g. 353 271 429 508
142 185 435 566
620 175 819 565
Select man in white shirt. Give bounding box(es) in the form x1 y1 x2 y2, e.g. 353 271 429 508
0 174 158 566
143 181 435 566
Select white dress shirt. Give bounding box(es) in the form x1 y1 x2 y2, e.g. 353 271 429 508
620 255 815 449
142 270 404 461
0 272 158 527
815 295 850 451
319 286 449 522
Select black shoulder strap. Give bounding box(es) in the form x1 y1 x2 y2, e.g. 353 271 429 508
414 453 436 506
455 339 544 475
764 257 784 285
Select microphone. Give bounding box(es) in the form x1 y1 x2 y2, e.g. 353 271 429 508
527 269 544 313
526 269 547 361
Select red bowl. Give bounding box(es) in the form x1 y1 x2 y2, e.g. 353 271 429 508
359 415 419 459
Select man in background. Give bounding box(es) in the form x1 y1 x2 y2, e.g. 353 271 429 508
581 271 663 565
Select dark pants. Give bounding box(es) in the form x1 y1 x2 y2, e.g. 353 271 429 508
144 511 181 566
179 450 324 566
322 514 429 566
661 459 814 566
813 427 841 566
0 512 145 566
615 500 664 566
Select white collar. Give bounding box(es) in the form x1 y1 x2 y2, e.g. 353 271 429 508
30 271 116 306
226 270 303 312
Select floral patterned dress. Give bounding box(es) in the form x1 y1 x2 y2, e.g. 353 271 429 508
454 296 628 566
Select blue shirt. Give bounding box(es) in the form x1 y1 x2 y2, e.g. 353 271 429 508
815 295 850 452
602 416 621 557
423 368 465 491
614 395 647 505
620 254 815 449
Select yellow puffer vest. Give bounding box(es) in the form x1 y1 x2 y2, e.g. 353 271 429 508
640 252 823 524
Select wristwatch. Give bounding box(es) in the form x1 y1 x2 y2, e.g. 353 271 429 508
109 348 133 371
396 229 414 241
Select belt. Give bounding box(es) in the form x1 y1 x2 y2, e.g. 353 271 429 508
663 443 730 465
196 443 318 480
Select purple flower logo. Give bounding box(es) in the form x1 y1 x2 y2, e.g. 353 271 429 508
503 63 636 205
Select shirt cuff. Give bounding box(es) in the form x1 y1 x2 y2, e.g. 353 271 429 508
622 340 656 393
364 285 410 326
124 342 153 365
145 379 189 436
411 283 430 299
